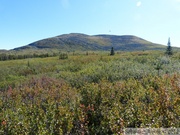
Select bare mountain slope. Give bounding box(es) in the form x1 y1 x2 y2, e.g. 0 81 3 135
14 33 165 51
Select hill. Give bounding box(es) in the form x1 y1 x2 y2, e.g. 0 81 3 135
14 33 166 51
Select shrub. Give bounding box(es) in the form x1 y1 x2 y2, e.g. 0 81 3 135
59 53 68 59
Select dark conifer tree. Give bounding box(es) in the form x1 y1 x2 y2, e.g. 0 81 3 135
165 38 173 55
110 47 115 56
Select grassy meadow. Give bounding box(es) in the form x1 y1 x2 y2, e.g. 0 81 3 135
0 50 180 134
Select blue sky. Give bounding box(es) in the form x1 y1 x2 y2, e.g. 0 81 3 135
0 0 180 49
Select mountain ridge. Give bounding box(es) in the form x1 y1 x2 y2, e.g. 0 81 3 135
14 33 166 51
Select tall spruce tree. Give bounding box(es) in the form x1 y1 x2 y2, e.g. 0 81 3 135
165 38 173 55
110 47 115 56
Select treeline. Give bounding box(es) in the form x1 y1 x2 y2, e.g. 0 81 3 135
0 53 59 61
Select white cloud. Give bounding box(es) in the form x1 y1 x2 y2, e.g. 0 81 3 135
136 1 142 7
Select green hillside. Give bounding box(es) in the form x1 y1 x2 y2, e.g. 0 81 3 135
14 33 166 51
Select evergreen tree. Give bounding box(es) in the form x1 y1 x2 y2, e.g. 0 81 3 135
110 47 115 56
165 38 173 55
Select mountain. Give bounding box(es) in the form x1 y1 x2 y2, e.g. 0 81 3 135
14 33 166 51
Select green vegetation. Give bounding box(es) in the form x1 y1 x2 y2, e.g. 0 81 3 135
0 50 180 134
0 49 60 61
59 53 68 60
